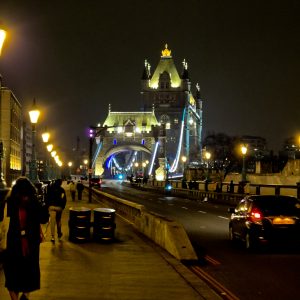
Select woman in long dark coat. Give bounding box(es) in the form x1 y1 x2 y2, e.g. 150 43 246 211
4 177 47 300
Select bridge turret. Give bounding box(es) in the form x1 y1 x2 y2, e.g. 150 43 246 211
141 59 151 90
181 59 191 92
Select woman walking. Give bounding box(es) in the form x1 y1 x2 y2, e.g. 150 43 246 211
4 177 48 300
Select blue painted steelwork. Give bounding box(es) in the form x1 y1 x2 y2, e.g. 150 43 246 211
92 141 103 168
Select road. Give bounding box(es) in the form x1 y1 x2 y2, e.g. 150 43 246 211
100 180 300 300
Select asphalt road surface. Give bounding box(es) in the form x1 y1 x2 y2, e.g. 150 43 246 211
100 180 300 300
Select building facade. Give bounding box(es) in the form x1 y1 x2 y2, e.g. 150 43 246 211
0 84 22 186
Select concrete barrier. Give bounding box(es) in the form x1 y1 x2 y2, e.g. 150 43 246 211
91 188 198 261
139 210 198 261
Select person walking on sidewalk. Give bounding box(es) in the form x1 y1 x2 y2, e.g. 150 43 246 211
69 180 76 201
76 180 84 200
46 179 67 243
3 177 48 300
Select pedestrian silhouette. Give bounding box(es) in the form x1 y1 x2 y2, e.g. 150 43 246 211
76 180 84 200
46 179 67 243
69 180 76 201
3 177 48 300
229 180 234 193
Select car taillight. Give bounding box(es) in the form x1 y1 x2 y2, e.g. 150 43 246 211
249 208 263 222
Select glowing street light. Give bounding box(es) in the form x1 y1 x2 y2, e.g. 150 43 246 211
0 27 6 56
28 99 41 183
181 155 187 175
42 131 50 143
241 145 248 182
41 131 50 180
47 144 53 152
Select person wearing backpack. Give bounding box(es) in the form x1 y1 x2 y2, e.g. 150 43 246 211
46 179 67 243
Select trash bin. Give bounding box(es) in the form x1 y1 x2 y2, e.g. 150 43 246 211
93 208 116 242
69 207 91 243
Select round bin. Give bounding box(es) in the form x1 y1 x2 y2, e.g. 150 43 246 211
93 208 116 242
69 207 91 243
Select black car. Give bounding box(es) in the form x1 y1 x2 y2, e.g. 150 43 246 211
90 177 101 188
229 195 300 249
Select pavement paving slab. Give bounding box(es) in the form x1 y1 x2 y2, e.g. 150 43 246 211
0 183 221 300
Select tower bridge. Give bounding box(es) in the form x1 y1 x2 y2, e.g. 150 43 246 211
92 45 204 180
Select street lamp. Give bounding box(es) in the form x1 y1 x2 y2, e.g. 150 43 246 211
142 162 146 176
28 99 40 184
205 151 211 181
68 161 73 177
0 27 6 56
241 145 248 182
205 151 211 167
47 144 53 152
46 144 53 179
42 130 50 181
181 155 187 177
134 162 139 177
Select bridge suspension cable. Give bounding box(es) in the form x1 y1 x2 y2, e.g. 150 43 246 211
148 141 159 175
92 141 103 168
169 107 186 173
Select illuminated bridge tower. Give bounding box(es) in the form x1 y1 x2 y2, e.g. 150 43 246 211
141 44 203 166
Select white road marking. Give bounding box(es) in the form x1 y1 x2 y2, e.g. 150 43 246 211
218 216 229 220
198 210 207 214
181 207 188 210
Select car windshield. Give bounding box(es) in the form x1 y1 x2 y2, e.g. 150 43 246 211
252 196 300 216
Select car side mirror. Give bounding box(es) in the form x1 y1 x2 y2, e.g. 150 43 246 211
228 207 235 214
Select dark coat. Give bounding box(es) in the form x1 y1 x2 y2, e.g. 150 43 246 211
4 184 45 292
46 184 67 208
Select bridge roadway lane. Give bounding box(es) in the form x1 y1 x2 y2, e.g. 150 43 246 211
101 180 300 300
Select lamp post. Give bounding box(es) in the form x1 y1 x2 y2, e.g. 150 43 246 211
46 144 53 180
134 162 139 178
88 129 95 203
42 130 50 181
68 161 73 178
28 99 40 184
0 27 6 56
205 151 211 180
83 159 88 177
181 155 187 173
241 145 247 182
142 162 146 176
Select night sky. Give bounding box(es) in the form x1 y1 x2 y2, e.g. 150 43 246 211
0 0 299 155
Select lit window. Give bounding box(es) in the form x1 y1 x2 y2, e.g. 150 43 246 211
166 122 171 130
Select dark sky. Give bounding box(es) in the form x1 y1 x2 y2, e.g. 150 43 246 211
1 0 299 155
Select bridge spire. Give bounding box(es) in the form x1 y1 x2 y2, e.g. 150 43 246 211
181 59 189 80
141 59 151 79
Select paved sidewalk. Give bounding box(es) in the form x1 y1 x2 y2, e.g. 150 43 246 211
0 184 220 300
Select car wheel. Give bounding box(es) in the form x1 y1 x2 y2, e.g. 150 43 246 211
229 226 237 242
245 232 257 250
